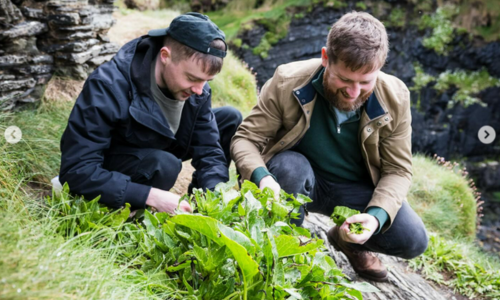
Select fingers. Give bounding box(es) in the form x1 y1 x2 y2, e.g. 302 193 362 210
179 200 192 213
346 214 369 224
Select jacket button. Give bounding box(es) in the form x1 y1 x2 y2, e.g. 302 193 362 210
384 117 389 121
377 121 382 126
296 91 301 95
280 141 285 145
307 110 310 114
367 128 372 132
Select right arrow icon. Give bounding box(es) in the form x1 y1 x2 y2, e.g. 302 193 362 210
479 126 496 144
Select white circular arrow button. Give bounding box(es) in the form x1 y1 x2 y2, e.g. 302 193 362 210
4 126 22 144
478 126 496 145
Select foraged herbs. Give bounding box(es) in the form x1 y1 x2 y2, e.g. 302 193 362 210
331 206 370 235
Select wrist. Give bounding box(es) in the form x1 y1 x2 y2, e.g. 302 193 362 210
145 187 159 207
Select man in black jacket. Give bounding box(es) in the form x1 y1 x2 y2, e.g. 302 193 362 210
59 12 242 213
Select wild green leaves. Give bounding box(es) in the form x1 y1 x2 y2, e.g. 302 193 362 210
45 180 377 299
331 206 370 235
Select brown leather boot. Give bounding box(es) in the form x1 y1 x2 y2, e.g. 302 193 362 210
327 226 389 282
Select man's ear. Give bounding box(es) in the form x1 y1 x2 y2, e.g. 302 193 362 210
321 47 328 68
159 46 172 65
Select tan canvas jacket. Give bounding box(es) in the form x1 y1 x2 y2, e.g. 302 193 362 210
230 58 413 232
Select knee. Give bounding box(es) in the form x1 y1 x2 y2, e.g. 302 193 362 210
217 106 243 129
141 150 182 190
401 226 429 259
268 151 312 180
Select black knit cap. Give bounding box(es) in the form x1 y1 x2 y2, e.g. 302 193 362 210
148 12 227 58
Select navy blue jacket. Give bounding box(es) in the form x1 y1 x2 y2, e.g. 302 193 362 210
59 36 228 209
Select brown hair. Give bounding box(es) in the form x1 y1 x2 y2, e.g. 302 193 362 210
164 36 225 75
326 11 389 73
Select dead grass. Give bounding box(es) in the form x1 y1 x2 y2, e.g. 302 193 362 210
44 78 85 102
108 10 180 46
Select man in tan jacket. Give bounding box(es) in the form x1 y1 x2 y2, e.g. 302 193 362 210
231 12 428 282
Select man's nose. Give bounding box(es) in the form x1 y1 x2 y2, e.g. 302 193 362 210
191 82 205 96
345 83 361 99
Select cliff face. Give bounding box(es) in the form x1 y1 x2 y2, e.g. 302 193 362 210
0 0 119 110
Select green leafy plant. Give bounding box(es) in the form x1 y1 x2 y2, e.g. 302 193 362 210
45 180 379 299
410 63 500 108
418 5 460 55
331 206 370 235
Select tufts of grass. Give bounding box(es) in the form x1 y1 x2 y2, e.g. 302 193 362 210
212 52 258 114
408 233 500 299
0 100 174 299
408 154 478 240
0 208 172 300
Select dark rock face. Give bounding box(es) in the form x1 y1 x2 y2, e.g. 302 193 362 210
0 0 119 111
233 3 500 165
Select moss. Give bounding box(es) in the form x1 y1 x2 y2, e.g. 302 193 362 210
410 63 500 108
355 2 366 11
232 38 242 48
409 155 477 240
294 12 305 19
410 63 435 111
434 68 500 108
251 13 291 59
384 7 406 29
418 5 461 55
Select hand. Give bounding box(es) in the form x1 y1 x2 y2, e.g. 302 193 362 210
259 175 281 200
146 188 192 214
338 213 379 245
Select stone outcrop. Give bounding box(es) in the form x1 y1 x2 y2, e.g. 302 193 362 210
0 0 119 110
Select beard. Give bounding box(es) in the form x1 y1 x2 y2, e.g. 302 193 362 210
323 70 374 112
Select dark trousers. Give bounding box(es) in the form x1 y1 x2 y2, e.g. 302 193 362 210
267 150 428 259
103 106 242 192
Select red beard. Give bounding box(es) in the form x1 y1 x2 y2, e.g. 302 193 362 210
323 70 374 112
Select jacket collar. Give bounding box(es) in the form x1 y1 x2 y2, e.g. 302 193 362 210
293 63 387 120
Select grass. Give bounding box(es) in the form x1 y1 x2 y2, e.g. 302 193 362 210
211 52 258 114
408 234 500 299
408 154 477 240
0 100 172 299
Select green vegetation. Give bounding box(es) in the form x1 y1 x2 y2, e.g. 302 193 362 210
0 102 164 299
408 155 477 240
418 5 461 55
252 14 291 58
41 179 379 299
408 234 500 299
2 89 500 299
434 68 500 107
385 7 406 29
212 52 258 114
411 63 500 108
355 2 367 11
331 206 369 235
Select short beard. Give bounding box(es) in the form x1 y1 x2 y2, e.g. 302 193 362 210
323 71 373 112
